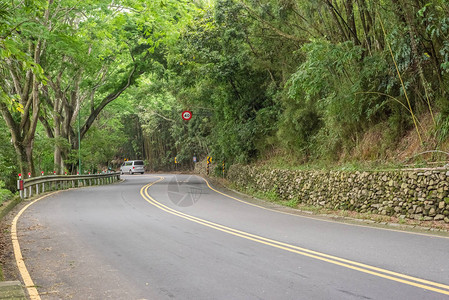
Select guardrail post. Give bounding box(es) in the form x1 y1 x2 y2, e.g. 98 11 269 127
18 174 23 199
41 171 45 193
28 173 32 197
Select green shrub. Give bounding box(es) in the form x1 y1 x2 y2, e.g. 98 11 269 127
0 180 13 206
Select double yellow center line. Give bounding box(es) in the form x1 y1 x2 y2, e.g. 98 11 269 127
140 176 449 296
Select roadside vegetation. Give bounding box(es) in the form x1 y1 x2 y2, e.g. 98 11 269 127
1 0 449 192
0 181 12 207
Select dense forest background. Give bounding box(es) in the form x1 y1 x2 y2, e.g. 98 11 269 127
1 0 449 193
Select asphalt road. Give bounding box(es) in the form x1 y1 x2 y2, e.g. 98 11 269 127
13 174 449 299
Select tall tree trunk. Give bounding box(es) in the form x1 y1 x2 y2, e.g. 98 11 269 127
25 142 35 176
53 94 64 174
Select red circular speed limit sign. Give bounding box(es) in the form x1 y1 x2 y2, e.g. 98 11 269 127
182 110 192 121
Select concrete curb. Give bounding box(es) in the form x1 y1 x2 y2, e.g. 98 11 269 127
0 281 26 299
0 197 22 220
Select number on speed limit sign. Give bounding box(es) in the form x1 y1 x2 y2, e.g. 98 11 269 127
182 110 192 121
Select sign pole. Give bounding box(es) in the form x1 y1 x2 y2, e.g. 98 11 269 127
206 156 212 176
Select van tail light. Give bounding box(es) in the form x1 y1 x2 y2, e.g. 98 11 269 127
133 167 135 169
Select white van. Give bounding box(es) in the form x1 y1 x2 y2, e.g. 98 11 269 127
120 160 145 175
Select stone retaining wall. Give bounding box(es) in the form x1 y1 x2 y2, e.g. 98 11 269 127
227 165 449 223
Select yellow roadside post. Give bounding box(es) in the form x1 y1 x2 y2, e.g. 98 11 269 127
207 156 212 175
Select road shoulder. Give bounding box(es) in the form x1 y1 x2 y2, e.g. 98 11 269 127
0 198 29 299
203 175 449 238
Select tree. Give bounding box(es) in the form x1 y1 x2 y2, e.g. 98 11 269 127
37 0 196 173
0 0 49 175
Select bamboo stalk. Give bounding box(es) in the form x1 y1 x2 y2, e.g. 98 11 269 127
377 11 423 145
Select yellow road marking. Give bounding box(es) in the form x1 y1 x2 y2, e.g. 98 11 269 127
141 176 449 296
11 192 60 300
10 179 125 299
201 178 449 240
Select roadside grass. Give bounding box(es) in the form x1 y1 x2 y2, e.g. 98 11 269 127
0 194 9 207
0 181 13 207
285 198 299 208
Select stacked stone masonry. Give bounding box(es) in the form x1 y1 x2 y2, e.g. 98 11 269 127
227 165 449 223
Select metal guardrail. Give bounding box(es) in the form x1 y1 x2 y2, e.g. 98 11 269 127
17 172 121 199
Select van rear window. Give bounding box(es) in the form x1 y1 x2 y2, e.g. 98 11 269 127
134 161 144 165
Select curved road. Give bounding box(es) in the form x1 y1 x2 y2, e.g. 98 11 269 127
13 174 449 299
